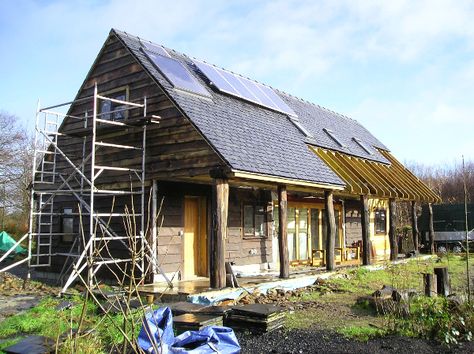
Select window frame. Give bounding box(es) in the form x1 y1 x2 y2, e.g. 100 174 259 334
99 86 130 121
61 207 74 243
242 203 268 239
374 208 387 235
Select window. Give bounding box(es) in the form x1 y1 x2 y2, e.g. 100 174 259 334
61 208 74 243
243 204 266 237
352 137 374 155
288 117 314 138
323 128 346 147
375 209 386 234
100 88 128 120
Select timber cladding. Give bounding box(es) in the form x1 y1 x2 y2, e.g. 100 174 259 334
156 184 274 275
55 32 223 187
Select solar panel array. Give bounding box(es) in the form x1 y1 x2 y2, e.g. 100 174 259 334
143 49 211 97
193 60 297 117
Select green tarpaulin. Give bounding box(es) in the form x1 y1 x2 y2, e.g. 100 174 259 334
0 231 27 256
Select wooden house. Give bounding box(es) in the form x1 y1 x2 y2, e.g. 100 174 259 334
25 29 440 291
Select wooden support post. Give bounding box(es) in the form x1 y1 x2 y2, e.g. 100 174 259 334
210 178 229 289
360 195 371 265
278 185 289 279
389 198 398 261
325 190 336 271
411 201 419 253
422 273 435 297
434 267 450 297
428 203 435 254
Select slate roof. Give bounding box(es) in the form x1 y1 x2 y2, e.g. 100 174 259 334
114 29 392 187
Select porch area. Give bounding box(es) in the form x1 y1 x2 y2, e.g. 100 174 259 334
138 261 360 305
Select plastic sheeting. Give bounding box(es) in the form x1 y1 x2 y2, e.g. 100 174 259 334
0 231 26 256
138 307 175 353
137 307 240 354
187 274 331 306
172 326 240 353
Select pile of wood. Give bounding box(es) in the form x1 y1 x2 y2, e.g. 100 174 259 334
224 304 285 333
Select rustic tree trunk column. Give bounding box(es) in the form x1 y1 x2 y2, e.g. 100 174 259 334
210 178 229 289
325 190 336 271
389 198 398 261
428 203 435 254
411 201 419 253
360 195 371 265
278 185 289 279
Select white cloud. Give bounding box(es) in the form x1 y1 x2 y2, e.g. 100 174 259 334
1 0 474 164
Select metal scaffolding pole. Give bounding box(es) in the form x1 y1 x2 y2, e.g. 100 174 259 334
0 84 173 293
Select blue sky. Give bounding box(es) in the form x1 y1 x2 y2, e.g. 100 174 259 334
1 0 473 165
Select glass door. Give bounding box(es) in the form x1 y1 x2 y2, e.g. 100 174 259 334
297 208 309 260
288 208 297 261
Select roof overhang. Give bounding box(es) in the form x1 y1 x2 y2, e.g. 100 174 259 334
230 169 345 191
309 146 441 203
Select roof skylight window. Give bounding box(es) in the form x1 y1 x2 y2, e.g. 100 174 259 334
352 137 374 155
289 117 313 138
323 128 346 147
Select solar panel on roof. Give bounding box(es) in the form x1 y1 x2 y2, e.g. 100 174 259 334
241 77 277 108
193 60 297 117
220 70 258 101
141 41 170 57
258 85 296 117
194 61 239 95
144 50 210 97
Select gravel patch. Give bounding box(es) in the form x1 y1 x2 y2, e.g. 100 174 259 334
236 328 474 354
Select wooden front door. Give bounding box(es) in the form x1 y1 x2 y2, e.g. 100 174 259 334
183 197 208 279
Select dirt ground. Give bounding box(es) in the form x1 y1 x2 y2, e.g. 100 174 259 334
0 271 58 322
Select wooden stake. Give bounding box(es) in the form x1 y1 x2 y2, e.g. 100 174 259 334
411 201 419 253
278 185 289 279
389 198 398 261
428 203 435 254
360 195 371 265
210 178 228 289
325 190 336 271
434 267 450 297
422 273 435 297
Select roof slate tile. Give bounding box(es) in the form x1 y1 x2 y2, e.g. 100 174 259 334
115 30 391 187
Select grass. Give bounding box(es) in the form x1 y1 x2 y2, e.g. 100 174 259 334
285 254 474 342
0 294 149 353
1 254 472 351
338 325 386 341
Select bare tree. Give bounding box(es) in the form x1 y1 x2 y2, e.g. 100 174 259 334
406 160 474 204
0 112 32 233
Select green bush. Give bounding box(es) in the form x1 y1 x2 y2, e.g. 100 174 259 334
392 297 474 345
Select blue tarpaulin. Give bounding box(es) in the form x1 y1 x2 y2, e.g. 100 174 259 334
138 307 240 354
138 307 175 353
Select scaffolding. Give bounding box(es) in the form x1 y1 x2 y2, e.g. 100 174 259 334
0 84 170 293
